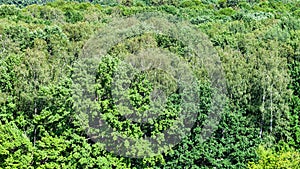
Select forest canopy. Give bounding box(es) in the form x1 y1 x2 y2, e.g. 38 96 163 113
0 0 300 168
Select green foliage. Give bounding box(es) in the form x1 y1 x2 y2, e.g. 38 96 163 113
0 0 300 168
248 144 300 169
0 4 20 16
0 123 33 168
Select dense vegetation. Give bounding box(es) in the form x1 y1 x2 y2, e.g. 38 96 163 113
0 0 300 168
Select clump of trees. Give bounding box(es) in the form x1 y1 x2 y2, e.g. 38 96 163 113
0 0 300 168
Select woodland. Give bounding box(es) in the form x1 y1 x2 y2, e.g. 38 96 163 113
0 0 300 168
